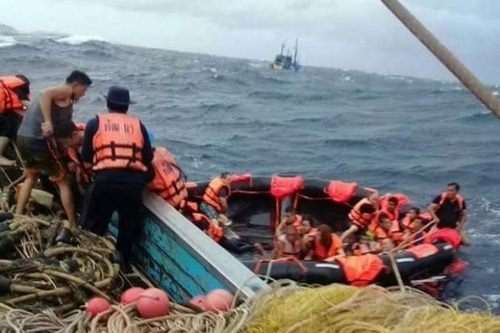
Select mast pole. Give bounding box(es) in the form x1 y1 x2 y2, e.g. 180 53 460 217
380 0 500 118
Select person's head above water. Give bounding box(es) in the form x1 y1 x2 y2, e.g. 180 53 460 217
446 182 460 200
66 70 92 102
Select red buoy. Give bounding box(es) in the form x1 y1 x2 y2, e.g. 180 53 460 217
204 289 234 313
188 295 208 311
85 297 111 318
120 287 145 304
136 288 170 318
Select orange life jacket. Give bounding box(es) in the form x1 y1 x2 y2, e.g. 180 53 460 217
437 193 465 211
0 76 27 114
192 212 224 243
67 123 91 185
406 243 439 259
148 147 188 209
336 254 385 287
92 113 147 172
373 225 393 241
402 214 414 229
313 234 343 261
348 198 375 229
202 177 230 213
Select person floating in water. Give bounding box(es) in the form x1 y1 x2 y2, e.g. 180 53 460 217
15 70 92 228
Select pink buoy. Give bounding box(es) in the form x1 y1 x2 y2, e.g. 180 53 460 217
204 289 234 313
85 297 111 318
136 288 170 318
120 287 145 304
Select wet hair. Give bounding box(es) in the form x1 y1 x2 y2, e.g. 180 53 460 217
378 212 390 222
220 172 231 179
66 70 92 86
448 182 460 191
388 196 399 205
53 120 77 139
359 203 376 214
409 207 421 215
284 206 295 214
13 74 30 100
317 224 333 250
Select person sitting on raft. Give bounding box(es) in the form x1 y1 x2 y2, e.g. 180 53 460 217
305 224 344 262
276 206 303 236
341 203 377 241
369 213 397 252
201 172 232 227
299 216 317 251
403 217 427 247
275 225 305 259
189 212 264 255
402 207 420 229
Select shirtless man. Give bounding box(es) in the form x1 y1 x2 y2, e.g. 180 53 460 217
16 70 92 229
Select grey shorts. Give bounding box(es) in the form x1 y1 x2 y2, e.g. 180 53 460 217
200 202 219 220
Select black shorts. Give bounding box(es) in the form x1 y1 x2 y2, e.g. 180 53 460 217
0 112 22 140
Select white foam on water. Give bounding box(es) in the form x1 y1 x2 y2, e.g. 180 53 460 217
0 36 16 48
55 35 105 45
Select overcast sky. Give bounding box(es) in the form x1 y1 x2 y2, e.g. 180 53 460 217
1 0 499 83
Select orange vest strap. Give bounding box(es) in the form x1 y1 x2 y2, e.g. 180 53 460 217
439 193 464 211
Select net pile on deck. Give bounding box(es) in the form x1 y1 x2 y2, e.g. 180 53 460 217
0 214 119 314
1 280 499 333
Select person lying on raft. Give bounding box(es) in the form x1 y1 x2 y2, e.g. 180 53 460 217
200 172 232 227
275 225 305 259
276 206 303 236
341 203 377 241
305 224 345 262
189 212 264 255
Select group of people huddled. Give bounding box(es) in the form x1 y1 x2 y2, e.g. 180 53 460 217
0 71 469 268
273 182 468 262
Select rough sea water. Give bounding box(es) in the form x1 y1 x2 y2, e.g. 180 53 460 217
2 26 500 313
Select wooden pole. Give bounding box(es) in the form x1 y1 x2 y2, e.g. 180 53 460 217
380 0 500 118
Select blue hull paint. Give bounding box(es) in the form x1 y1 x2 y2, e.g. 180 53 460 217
111 192 267 302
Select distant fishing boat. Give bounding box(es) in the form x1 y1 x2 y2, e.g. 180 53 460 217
271 39 301 72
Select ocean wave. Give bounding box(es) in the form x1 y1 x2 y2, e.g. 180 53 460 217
55 35 105 45
0 36 16 48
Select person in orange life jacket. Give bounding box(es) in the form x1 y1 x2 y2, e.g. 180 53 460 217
370 213 395 251
403 217 427 246
305 224 345 262
53 120 91 193
16 71 92 229
402 207 420 229
378 197 404 243
200 172 232 227
147 146 188 209
341 203 377 241
79 86 153 267
276 206 303 236
188 213 264 255
0 74 31 166
428 182 467 230
276 225 304 259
